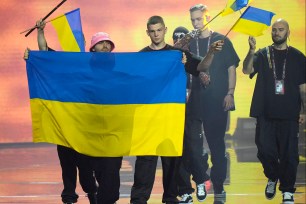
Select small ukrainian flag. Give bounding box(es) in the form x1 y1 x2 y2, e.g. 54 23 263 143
51 8 85 52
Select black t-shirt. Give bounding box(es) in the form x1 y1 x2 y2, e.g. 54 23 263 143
250 46 306 120
140 44 200 77
188 32 240 117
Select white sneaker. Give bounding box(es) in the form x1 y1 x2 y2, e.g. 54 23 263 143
196 183 207 202
179 193 193 204
265 179 278 199
282 192 294 204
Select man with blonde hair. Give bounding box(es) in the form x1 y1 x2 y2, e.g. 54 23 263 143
186 3 240 202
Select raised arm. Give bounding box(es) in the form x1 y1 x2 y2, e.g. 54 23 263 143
36 19 48 51
242 36 256 74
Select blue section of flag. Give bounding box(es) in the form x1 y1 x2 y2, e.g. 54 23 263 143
231 0 249 11
65 8 85 52
26 51 186 104
241 6 275 26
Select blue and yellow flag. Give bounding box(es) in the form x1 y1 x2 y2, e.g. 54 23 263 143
232 6 275 36
50 8 85 52
221 0 251 16
26 51 186 157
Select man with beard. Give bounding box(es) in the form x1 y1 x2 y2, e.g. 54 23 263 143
24 21 122 204
243 19 306 204
89 32 123 204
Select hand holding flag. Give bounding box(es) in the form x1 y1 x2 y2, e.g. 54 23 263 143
248 36 256 51
21 0 67 37
26 51 186 156
21 8 85 52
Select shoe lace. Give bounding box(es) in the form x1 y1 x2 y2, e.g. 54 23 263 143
181 194 191 201
283 192 293 199
197 184 205 196
266 180 276 193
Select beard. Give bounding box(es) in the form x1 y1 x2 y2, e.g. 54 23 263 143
101 47 111 52
272 32 288 45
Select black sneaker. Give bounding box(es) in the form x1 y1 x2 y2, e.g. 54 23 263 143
282 192 294 204
265 179 278 200
214 198 226 204
214 190 226 199
213 184 226 199
196 183 207 202
179 194 193 204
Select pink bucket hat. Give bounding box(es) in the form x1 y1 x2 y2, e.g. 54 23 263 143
89 32 115 51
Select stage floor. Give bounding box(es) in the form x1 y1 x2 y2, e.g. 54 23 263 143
0 134 305 204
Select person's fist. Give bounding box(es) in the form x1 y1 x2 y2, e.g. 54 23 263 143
24 48 30 60
36 19 46 31
248 36 256 51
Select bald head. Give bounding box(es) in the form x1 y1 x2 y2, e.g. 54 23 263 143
271 18 290 47
272 19 289 30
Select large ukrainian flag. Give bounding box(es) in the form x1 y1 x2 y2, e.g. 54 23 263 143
51 8 85 52
26 50 186 157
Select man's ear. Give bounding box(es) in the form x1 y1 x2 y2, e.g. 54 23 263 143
146 30 149 36
165 27 168 34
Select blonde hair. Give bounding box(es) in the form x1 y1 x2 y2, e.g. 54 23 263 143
189 4 208 13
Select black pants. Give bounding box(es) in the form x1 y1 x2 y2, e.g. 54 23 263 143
202 110 228 188
255 117 299 193
92 157 123 204
131 156 180 204
57 145 97 203
177 118 210 195
177 161 193 195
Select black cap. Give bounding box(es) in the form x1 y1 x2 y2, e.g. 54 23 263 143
172 26 189 40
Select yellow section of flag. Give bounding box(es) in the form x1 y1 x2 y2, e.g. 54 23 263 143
50 8 84 51
31 99 185 156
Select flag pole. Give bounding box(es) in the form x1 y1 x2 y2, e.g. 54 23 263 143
20 14 65 34
224 7 248 38
224 18 239 38
205 0 240 28
201 10 223 30
23 0 67 37
173 10 223 48
201 0 242 31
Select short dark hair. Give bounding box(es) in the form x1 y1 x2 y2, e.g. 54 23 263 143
189 4 208 13
147 16 165 28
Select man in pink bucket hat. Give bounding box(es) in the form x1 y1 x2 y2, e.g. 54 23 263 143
24 28 121 204
88 31 123 204
89 32 115 52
